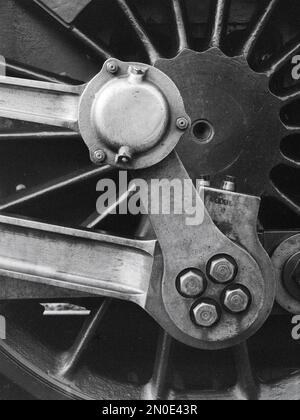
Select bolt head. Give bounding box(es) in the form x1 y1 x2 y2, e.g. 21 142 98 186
224 287 250 313
176 117 189 130
107 61 119 74
192 301 220 328
178 269 206 298
93 149 106 163
208 256 237 284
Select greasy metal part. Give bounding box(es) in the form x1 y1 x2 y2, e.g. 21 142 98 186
202 185 276 326
0 152 274 350
155 49 280 195
272 234 300 314
0 0 298 401
0 215 157 305
80 59 189 170
143 152 273 350
0 76 83 130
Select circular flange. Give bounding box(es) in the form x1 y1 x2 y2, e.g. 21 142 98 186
79 59 190 170
273 234 300 314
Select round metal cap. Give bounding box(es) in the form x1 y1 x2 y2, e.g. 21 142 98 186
92 73 169 155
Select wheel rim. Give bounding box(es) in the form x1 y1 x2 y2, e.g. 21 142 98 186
0 0 299 400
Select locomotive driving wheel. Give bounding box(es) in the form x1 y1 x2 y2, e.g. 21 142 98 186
0 0 299 400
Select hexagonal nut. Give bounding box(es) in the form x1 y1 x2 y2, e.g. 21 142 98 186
209 256 237 284
178 269 206 298
223 287 250 314
192 301 220 328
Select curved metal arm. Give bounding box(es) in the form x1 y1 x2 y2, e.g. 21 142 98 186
0 76 84 130
0 215 157 306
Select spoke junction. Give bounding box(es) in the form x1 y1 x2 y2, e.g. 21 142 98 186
0 214 156 303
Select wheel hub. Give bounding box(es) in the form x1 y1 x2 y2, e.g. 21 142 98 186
79 59 190 169
156 48 283 194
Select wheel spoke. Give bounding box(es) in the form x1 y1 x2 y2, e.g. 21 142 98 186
116 0 160 64
4 58 81 85
241 0 279 58
283 125 300 135
267 38 300 76
267 181 300 215
0 214 157 302
279 88 300 103
57 299 111 377
233 343 259 400
209 0 231 49
0 76 84 130
0 131 81 142
0 165 113 212
171 0 189 52
143 331 172 400
279 154 300 169
84 183 137 229
34 0 112 61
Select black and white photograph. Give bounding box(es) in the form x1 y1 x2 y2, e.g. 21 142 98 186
0 0 299 403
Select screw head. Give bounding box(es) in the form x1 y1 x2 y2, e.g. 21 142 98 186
192 300 220 328
223 286 251 314
208 255 237 284
93 149 106 163
176 117 189 131
177 269 206 298
107 61 119 74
